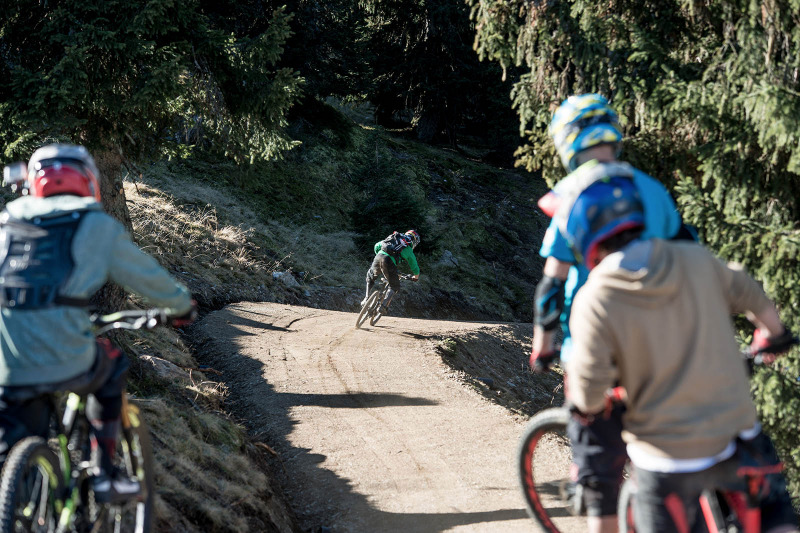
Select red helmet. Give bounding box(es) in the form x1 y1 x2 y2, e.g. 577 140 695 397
27 144 101 201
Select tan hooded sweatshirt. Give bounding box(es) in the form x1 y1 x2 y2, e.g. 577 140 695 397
567 239 772 461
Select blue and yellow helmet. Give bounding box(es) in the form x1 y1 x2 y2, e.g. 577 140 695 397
548 94 623 172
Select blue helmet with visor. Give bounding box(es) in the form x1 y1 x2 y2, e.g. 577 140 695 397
549 94 623 172
563 177 645 269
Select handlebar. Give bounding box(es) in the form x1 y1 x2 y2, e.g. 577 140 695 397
91 309 174 335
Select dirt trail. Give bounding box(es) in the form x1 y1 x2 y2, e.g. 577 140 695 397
196 302 570 533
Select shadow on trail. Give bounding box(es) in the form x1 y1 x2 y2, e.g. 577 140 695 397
361 322 442 340
351 507 529 532
281 392 437 409
215 311 290 333
396 330 439 341
196 306 531 533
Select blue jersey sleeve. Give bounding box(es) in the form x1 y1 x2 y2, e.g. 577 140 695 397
539 220 577 263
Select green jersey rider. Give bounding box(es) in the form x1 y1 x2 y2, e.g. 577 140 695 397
363 230 420 314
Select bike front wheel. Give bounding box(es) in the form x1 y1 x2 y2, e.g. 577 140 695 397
356 291 381 329
617 477 637 533
0 436 64 533
518 407 585 532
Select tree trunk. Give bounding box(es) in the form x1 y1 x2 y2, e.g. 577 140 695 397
92 148 131 312
94 148 133 233
416 109 440 143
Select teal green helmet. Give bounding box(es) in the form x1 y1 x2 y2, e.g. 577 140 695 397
548 94 623 172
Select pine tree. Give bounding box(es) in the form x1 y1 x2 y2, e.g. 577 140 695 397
0 0 302 224
363 0 517 148
471 0 800 495
279 0 371 99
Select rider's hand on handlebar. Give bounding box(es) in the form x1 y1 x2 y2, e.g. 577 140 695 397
530 348 560 373
170 300 198 327
411 274 419 282
749 326 798 364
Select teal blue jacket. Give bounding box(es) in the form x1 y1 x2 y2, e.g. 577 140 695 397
374 241 420 275
0 195 192 386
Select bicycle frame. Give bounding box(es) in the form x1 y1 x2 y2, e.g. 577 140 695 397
696 460 785 533
522 381 791 533
356 274 414 328
49 390 95 532
0 308 166 533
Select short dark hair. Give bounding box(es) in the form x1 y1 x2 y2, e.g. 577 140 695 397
596 227 644 255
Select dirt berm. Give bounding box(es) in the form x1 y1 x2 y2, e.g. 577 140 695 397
194 302 572 533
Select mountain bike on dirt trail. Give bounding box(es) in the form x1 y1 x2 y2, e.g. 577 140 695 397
519 338 799 533
360 230 421 325
527 117 797 533
0 144 196 532
0 308 186 533
356 274 415 328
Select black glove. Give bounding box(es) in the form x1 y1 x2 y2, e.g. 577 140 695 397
749 326 798 365
751 327 797 352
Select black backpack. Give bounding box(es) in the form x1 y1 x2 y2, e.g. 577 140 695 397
380 231 408 257
0 210 92 309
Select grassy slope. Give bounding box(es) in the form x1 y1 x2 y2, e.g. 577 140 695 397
142 100 550 321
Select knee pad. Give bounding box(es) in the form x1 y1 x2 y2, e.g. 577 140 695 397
534 275 565 331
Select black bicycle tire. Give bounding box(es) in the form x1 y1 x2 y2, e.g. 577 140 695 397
356 291 381 329
0 436 64 533
518 407 574 533
369 287 388 326
617 477 637 533
369 310 382 326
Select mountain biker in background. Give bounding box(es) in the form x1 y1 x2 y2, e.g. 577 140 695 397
0 144 194 503
560 179 798 533
531 93 695 533
364 230 420 314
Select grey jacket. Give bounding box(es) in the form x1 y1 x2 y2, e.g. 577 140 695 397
0 195 192 386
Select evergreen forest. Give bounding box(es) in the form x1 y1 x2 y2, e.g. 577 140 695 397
1 0 799 527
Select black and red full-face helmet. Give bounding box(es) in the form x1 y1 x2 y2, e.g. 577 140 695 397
27 144 101 201
405 230 420 249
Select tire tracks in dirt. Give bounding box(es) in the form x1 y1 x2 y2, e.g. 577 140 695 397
196 302 544 532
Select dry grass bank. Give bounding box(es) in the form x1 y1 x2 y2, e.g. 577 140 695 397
119 179 302 533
